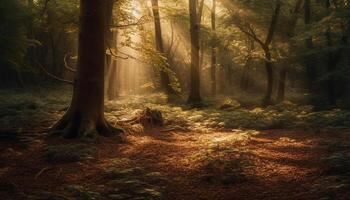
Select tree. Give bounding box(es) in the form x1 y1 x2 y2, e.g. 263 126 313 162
211 0 217 96
235 0 281 106
188 0 202 104
151 0 177 95
51 0 122 138
105 0 119 100
277 0 304 102
304 0 316 94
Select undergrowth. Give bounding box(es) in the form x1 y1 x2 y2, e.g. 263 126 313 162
1 86 350 133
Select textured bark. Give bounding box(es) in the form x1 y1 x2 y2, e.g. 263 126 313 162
188 0 202 104
51 0 122 138
151 0 176 95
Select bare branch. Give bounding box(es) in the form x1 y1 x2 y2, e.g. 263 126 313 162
34 60 74 85
107 46 129 59
63 54 76 73
236 24 265 48
117 50 149 64
109 16 148 29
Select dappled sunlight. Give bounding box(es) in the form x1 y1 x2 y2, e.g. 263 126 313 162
1 0 350 199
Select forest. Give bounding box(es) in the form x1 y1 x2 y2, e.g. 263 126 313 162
0 0 350 199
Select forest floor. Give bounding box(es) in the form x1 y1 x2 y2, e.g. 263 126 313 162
1 86 350 200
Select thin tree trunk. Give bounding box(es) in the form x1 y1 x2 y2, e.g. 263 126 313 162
105 0 119 99
304 0 316 94
51 0 122 138
151 0 176 95
325 27 337 105
277 67 286 102
277 0 303 102
211 0 217 96
263 48 274 106
262 1 281 106
188 0 202 104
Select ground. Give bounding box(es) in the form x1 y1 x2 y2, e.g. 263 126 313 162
1 86 350 200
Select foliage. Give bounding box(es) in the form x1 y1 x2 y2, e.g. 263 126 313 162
0 0 33 71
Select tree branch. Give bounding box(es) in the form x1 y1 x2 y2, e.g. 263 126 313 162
107 46 129 59
34 60 74 85
236 24 265 48
265 0 282 46
63 54 76 73
109 16 148 29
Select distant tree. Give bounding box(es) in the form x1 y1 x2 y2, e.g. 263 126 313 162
151 0 177 95
276 0 304 102
188 0 202 104
105 0 119 100
211 0 217 96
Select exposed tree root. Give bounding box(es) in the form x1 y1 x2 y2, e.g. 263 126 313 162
121 107 164 127
50 113 123 139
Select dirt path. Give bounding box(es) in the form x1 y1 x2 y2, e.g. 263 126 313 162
1 128 350 200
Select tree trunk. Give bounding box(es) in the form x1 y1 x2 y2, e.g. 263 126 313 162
325 27 337 105
262 48 274 106
51 0 122 138
261 0 281 106
304 0 316 93
240 57 252 91
105 0 119 99
210 0 217 96
240 38 254 92
188 0 202 104
277 0 303 102
151 0 176 95
277 67 286 102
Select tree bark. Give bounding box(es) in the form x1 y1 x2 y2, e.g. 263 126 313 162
188 0 202 104
51 0 122 138
151 0 176 95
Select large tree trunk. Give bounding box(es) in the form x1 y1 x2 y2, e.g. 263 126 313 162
51 0 122 138
151 0 176 95
188 0 202 104
210 0 217 96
